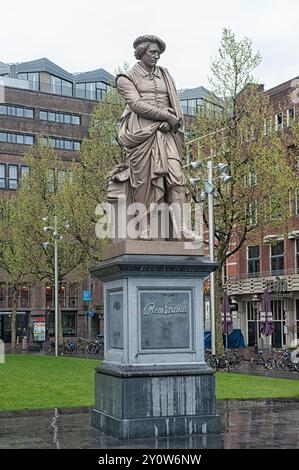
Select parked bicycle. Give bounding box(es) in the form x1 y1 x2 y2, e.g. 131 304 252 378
276 350 299 372
251 350 273 371
225 351 244 370
63 339 77 354
205 350 230 372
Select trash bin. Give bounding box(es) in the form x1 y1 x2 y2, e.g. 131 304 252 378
22 336 27 351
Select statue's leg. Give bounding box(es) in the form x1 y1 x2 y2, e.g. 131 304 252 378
166 159 201 242
168 185 201 242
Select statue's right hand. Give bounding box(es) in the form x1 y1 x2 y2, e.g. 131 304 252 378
167 113 180 128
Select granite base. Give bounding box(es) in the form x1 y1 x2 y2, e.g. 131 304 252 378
92 363 220 440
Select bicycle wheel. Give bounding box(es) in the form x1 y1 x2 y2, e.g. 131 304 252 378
218 357 230 373
207 356 217 370
232 355 244 370
251 356 265 371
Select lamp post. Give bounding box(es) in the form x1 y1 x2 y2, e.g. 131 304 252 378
251 294 261 351
42 216 69 357
186 159 231 356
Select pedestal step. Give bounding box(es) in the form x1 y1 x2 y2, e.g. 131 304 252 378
92 365 220 439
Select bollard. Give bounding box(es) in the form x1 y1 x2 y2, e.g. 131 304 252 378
22 336 27 352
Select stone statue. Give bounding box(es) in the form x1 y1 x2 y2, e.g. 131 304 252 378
108 34 199 241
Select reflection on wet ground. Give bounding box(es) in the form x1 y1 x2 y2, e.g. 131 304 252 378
0 399 298 449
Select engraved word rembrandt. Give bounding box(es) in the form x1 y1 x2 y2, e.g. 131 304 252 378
143 299 188 316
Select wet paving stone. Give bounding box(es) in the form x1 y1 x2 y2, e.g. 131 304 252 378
0 399 298 449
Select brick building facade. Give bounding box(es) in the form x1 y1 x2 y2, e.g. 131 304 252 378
226 76 299 349
0 58 113 345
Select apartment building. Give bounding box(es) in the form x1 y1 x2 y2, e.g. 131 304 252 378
0 58 113 344
226 76 299 349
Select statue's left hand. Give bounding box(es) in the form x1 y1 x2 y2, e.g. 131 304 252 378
159 122 171 132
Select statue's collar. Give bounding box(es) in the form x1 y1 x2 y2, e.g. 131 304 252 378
136 62 161 79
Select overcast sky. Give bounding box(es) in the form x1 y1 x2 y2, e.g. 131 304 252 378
1 0 299 90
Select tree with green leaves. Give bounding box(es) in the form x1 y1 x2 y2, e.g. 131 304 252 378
0 196 37 351
14 141 108 346
187 28 296 354
0 88 124 349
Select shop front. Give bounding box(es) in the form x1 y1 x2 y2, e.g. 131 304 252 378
229 276 299 349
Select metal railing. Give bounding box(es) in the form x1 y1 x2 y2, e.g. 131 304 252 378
227 268 299 282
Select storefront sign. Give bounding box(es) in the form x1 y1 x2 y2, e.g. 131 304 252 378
266 279 292 298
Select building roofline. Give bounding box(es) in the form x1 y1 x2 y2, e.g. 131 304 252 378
1 57 114 85
266 75 299 95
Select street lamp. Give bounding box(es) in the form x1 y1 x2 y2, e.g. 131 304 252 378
251 293 261 351
42 216 69 357
186 160 231 356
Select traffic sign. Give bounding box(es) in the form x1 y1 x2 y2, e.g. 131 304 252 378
82 290 91 301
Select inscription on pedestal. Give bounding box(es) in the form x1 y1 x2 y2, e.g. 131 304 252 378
139 290 191 349
108 290 123 349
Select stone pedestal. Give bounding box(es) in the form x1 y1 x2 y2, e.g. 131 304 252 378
90 241 220 440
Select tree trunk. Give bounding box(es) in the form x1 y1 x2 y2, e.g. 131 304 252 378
10 289 18 352
215 269 224 356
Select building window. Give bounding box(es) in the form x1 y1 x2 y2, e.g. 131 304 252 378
74 81 108 101
0 131 34 146
62 313 76 336
271 241 284 275
50 75 61 94
62 80 73 97
296 239 299 274
286 108 295 127
43 136 81 151
39 110 81 125
18 72 40 91
50 75 72 96
8 165 18 190
20 286 29 308
0 104 34 119
75 83 85 99
40 111 47 120
274 112 283 131
59 285 66 308
248 246 260 276
20 165 29 179
0 163 29 189
46 286 53 309
0 163 5 188
263 117 272 135
73 141 80 151
47 312 76 337
72 115 80 125
86 82 96 100
247 301 260 347
69 283 78 308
